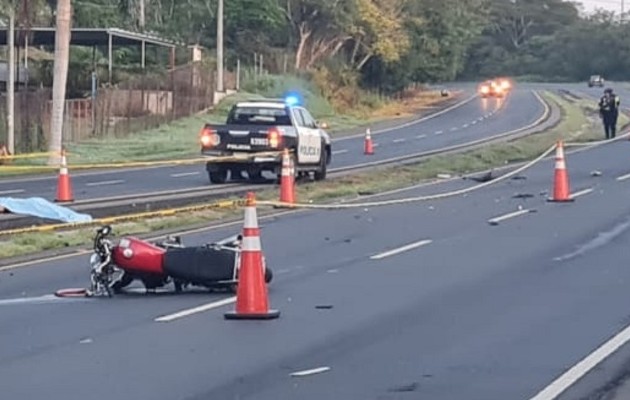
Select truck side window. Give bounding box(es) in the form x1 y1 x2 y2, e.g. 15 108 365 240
298 108 317 129
292 108 306 127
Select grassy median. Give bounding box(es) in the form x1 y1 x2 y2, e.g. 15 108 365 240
0 90 619 260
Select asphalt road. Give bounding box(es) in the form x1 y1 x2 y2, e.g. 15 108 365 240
0 85 547 203
3 136 630 399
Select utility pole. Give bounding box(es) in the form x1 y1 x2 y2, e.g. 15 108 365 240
622 0 625 22
139 0 145 31
216 0 224 93
7 8 15 154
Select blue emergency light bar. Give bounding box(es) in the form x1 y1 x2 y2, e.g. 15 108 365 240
243 93 304 107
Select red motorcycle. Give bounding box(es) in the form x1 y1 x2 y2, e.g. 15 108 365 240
87 225 273 297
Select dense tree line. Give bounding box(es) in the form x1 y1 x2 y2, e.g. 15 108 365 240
4 0 630 92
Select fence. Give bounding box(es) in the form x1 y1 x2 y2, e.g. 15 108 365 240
0 62 238 152
0 48 433 153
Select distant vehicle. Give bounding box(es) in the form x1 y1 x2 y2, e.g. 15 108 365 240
495 77 513 91
478 80 506 98
199 96 332 184
588 75 604 87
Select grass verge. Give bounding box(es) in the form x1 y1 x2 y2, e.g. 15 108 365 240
0 90 603 261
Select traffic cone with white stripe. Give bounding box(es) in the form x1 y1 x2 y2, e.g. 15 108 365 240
364 128 374 155
548 140 574 202
55 148 74 202
279 148 295 205
224 192 280 320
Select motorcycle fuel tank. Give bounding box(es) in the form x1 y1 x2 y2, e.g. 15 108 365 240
112 237 166 274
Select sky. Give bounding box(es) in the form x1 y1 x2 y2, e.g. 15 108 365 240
569 0 624 14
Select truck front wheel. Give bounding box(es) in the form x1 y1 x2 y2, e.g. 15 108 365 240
208 168 228 184
313 149 328 181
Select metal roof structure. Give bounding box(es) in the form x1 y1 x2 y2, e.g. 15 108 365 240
0 27 183 82
0 27 181 47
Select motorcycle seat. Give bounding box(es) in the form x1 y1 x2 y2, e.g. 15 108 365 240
163 246 237 283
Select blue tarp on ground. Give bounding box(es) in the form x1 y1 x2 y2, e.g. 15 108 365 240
0 197 93 223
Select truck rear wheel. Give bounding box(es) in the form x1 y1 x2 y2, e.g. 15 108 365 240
208 168 228 184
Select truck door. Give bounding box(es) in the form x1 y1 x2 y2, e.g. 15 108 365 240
292 108 321 164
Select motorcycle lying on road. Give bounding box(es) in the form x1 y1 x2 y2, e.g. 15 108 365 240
87 225 273 297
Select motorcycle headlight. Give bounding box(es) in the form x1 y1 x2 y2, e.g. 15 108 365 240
89 253 101 269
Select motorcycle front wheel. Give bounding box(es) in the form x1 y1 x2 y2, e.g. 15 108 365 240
111 272 134 293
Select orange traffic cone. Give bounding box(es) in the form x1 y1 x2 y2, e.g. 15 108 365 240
548 140 574 202
225 192 280 320
55 148 74 202
279 148 295 205
364 128 374 155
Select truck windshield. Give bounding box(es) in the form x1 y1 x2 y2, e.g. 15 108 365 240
226 106 293 126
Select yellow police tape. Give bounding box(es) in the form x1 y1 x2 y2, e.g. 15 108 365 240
0 151 60 160
0 151 284 171
0 199 245 237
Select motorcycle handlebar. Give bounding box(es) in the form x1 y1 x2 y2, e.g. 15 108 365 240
93 226 113 255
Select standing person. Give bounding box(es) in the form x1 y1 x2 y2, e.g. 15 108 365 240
599 88 621 139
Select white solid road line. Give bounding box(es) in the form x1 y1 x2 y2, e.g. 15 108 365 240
416 134 427 139
0 189 25 195
393 138 406 143
529 323 630 400
487 209 532 225
170 172 200 178
290 367 331 377
616 172 630 181
570 188 594 199
370 239 432 260
154 296 236 322
85 179 125 187
332 149 348 155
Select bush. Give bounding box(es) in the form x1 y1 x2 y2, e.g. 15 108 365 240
237 71 336 118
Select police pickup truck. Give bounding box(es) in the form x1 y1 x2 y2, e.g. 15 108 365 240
199 97 332 184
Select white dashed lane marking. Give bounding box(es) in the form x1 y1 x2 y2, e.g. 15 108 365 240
155 296 236 322
488 209 534 226
616 172 630 181
170 172 200 178
570 188 594 199
85 180 125 187
370 239 433 260
0 189 25 195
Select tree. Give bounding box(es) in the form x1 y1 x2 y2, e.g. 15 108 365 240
47 0 72 165
284 0 354 70
348 0 410 70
